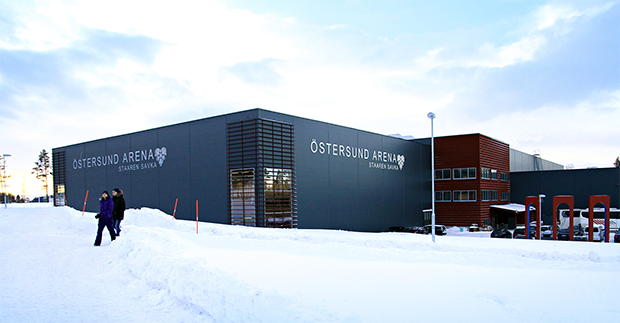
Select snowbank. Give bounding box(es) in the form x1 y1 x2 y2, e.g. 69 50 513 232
1 204 619 322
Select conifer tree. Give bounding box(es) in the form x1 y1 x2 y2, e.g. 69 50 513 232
32 149 53 199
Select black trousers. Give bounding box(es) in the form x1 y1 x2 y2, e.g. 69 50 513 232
94 217 116 246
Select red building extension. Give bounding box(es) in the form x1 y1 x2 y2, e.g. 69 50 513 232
433 134 511 227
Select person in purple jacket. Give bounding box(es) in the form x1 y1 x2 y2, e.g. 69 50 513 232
94 190 116 246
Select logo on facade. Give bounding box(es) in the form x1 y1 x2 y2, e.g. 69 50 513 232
310 139 405 171
155 147 167 166
397 155 405 170
71 146 168 173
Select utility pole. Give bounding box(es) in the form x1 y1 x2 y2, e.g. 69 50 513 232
2 154 11 208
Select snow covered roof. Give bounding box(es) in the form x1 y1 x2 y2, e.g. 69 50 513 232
490 203 535 213
388 133 415 140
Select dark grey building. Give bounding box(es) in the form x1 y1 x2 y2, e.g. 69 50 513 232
511 167 620 224
52 109 432 232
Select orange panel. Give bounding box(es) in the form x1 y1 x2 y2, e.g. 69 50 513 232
588 195 610 242
553 196 573 241
525 196 539 239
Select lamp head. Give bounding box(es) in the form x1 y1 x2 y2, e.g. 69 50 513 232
427 112 436 119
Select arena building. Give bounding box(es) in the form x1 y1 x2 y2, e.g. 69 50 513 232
53 109 431 232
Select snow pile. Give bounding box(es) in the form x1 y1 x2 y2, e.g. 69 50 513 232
1 204 619 322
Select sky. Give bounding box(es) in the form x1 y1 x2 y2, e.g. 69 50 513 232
2 204 619 322
0 0 618 198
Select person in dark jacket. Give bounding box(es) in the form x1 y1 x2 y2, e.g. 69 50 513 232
94 190 116 246
112 188 126 236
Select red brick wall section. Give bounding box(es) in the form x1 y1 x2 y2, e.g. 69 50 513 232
433 134 510 227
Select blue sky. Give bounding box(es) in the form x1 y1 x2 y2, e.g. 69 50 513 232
227 0 540 36
0 0 618 197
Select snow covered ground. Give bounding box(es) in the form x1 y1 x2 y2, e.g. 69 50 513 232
1 203 619 323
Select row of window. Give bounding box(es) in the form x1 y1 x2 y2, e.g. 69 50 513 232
435 167 509 181
436 190 510 202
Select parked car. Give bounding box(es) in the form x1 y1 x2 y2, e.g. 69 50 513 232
513 227 526 239
541 225 555 240
387 226 417 233
490 228 512 238
31 196 49 203
468 224 480 232
584 225 605 242
557 228 569 241
573 234 587 241
513 226 538 239
529 221 552 239
614 229 620 243
558 226 580 241
424 224 448 235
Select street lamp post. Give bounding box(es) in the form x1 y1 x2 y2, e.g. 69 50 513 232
427 112 436 243
2 154 11 209
538 194 546 240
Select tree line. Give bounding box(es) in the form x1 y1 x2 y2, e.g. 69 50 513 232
1 149 53 204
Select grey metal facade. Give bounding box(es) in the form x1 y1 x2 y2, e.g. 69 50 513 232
511 167 620 224
53 109 431 232
510 149 564 172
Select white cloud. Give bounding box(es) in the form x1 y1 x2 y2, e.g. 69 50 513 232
468 89 620 169
0 1 75 50
535 2 617 31
535 5 580 30
411 2 618 70
497 35 546 64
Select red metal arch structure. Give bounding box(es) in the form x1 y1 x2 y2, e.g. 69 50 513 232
525 196 540 240
553 196 574 241
589 195 610 242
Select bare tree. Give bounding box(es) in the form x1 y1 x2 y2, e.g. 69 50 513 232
32 149 53 199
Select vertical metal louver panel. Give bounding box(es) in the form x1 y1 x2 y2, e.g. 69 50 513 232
227 118 296 228
52 150 66 206
258 119 296 228
227 120 259 226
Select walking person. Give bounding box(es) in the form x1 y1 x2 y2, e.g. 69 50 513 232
112 188 126 236
94 190 115 246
